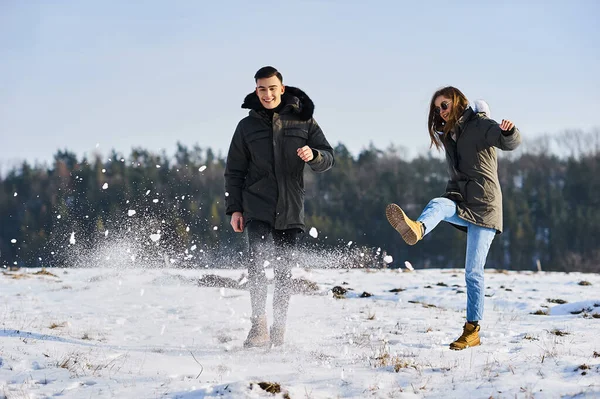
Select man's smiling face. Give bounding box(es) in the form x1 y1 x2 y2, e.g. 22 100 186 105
256 76 285 109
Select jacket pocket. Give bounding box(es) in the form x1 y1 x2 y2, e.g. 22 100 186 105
284 127 309 170
245 176 267 193
444 180 464 202
284 127 309 140
243 177 275 209
245 129 271 159
457 180 467 197
465 179 487 202
246 129 270 143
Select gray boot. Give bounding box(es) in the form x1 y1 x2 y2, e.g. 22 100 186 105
243 315 270 348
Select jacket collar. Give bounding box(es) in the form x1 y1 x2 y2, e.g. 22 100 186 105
241 86 315 121
450 107 475 136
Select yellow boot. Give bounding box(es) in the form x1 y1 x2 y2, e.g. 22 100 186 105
243 316 270 348
385 204 424 245
450 322 481 350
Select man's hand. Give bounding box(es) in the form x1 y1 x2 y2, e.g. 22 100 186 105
500 119 515 131
297 145 314 162
230 212 244 232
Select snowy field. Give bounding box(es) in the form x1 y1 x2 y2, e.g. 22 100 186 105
1 265 599 398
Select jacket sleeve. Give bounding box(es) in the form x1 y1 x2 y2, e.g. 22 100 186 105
306 118 335 173
481 117 522 151
224 122 248 215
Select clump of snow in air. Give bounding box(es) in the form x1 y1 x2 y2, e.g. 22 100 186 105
69 232 75 245
153 199 159 203
225 191 229 197
102 168 106 173
156 165 161 168
57 215 61 219
383 255 393 264
213 226 218 231
347 241 353 246
263 260 270 267
102 183 108 190
309 227 318 238
145 190 151 195
150 233 161 242
10 239 17 244
13 192 17 197
128 210 136 217
405 260 414 271
199 165 207 172
104 230 109 237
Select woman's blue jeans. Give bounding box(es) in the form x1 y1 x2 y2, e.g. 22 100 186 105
417 197 496 321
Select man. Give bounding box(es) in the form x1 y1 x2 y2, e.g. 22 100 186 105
225 66 334 347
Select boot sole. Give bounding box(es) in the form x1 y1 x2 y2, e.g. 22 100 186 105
449 339 481 350
386 204 419 245
243 339 271 348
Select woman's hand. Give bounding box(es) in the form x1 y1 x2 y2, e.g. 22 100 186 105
500 119 515 131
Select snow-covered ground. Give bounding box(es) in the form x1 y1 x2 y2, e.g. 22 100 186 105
1 266 599 398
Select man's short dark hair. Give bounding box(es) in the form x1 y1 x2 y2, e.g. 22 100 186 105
254 66 283 83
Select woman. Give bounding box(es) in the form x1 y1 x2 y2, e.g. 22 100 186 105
386 86 521 350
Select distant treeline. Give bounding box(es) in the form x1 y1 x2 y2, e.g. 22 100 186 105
1 129 599 272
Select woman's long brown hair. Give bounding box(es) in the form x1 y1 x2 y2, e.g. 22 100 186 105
427 86 469 150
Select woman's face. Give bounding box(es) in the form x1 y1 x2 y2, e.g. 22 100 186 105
434 95 453 122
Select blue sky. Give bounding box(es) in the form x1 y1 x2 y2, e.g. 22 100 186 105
1 0 599 169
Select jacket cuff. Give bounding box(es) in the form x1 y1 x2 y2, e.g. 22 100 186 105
308 149 322 165
226 205 243 216
501 126 516 136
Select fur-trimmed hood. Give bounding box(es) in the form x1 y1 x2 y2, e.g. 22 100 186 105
471 99 490 118
241 86 315 121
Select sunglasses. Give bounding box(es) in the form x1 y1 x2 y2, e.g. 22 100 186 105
435 101 451 114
